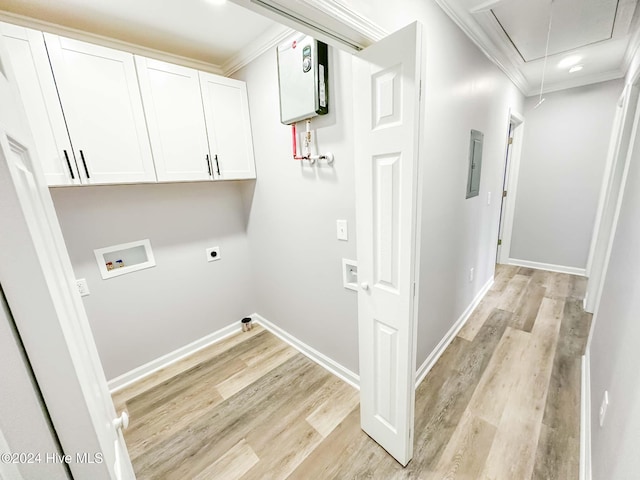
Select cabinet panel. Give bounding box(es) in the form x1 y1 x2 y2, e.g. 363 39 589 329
135 56 212 182
44 34 156 184
1 23 79 186
200 73 256 180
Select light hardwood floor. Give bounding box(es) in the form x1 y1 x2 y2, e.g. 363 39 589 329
113 265 591 479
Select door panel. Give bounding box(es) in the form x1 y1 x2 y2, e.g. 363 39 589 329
136 56 212 181
0 23 79 186
45 33 156 184
354 22 423 467
200 73 256 180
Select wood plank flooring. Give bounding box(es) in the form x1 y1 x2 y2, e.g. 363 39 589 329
113 265 591 479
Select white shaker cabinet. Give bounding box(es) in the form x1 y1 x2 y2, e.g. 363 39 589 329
1 23 80 186
135 56 213 182
199 73 256 180
44 33 156 184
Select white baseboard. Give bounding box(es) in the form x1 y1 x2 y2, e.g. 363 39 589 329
580 351 592 480
251 313 360 390
108 321 242 393
415 275 495 388
508 258 587 277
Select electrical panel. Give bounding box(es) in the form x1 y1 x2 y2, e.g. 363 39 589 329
276 34 328 125
466 130 484 199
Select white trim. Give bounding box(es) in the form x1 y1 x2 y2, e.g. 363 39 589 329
507 258 587 276
0 11 224 75
433 0 528 94
497 109 524 265
231 0 386 52
223 25 295 76
251 313 360 389
523 70 626 97
415 275 494 388
108 321 242 393
580 352 592 480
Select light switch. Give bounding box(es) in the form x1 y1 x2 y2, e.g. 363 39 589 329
336 220 348 241
487 191 491 205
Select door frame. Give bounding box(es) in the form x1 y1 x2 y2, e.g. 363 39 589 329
497 109 524 265
584 77 640 314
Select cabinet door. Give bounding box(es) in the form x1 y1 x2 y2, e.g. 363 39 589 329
199 73 256 180
135 56 212 182
1 23 79 186
44 33 156 184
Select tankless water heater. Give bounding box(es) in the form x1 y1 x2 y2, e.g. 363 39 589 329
276 34 328 125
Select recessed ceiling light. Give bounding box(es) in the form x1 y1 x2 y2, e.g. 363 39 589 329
206 0 226 5
569 65 584 73
558 55 582 69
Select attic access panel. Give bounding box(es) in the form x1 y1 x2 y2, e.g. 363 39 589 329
491 0 619 61
276 34 328 125
466 129 484 199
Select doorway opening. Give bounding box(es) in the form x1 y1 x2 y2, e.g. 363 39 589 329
496 110 524 265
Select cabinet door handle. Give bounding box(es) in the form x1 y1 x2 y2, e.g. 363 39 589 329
205 154 212 176
214 154 221 176
63 150 75 180
80 150 91 178
79 150 90 179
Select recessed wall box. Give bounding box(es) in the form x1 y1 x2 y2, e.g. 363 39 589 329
277 34 328 125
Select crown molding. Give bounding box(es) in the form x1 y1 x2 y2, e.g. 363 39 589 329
231 0 386 52
524 69 626 97
0 11 224 75
299 0 387 43
223 24 295 76
433 0 529 94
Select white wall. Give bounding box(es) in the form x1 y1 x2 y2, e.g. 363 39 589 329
0 288 69 479
509 80 623 271
234 47 360 374
50 182 255 380
589 50 640 479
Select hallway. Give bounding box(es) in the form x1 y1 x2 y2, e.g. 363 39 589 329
113 264 590 479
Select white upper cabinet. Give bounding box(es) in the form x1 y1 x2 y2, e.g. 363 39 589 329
135 57 213 182
44 33 156 184
199 73 256 180
1 23 79 186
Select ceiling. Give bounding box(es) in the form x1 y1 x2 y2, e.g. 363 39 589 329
438 0 640 95
0 0 637 94
0 0 291 74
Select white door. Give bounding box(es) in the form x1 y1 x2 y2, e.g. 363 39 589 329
45 33 156 184
200 72 257 180
0 36 134 480
0 23 79 186
354 22 423 466
136 56 213 182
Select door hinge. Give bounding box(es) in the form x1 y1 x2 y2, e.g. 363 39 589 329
508 137 513 145
419 80 422 101
498 239 502 246
502 190 507 198
413 282 416 298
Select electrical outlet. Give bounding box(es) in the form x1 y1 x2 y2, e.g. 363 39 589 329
206 246 221 262
469 267 474 282
599 390 609 427
336 220 348 241
76 278 90 297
